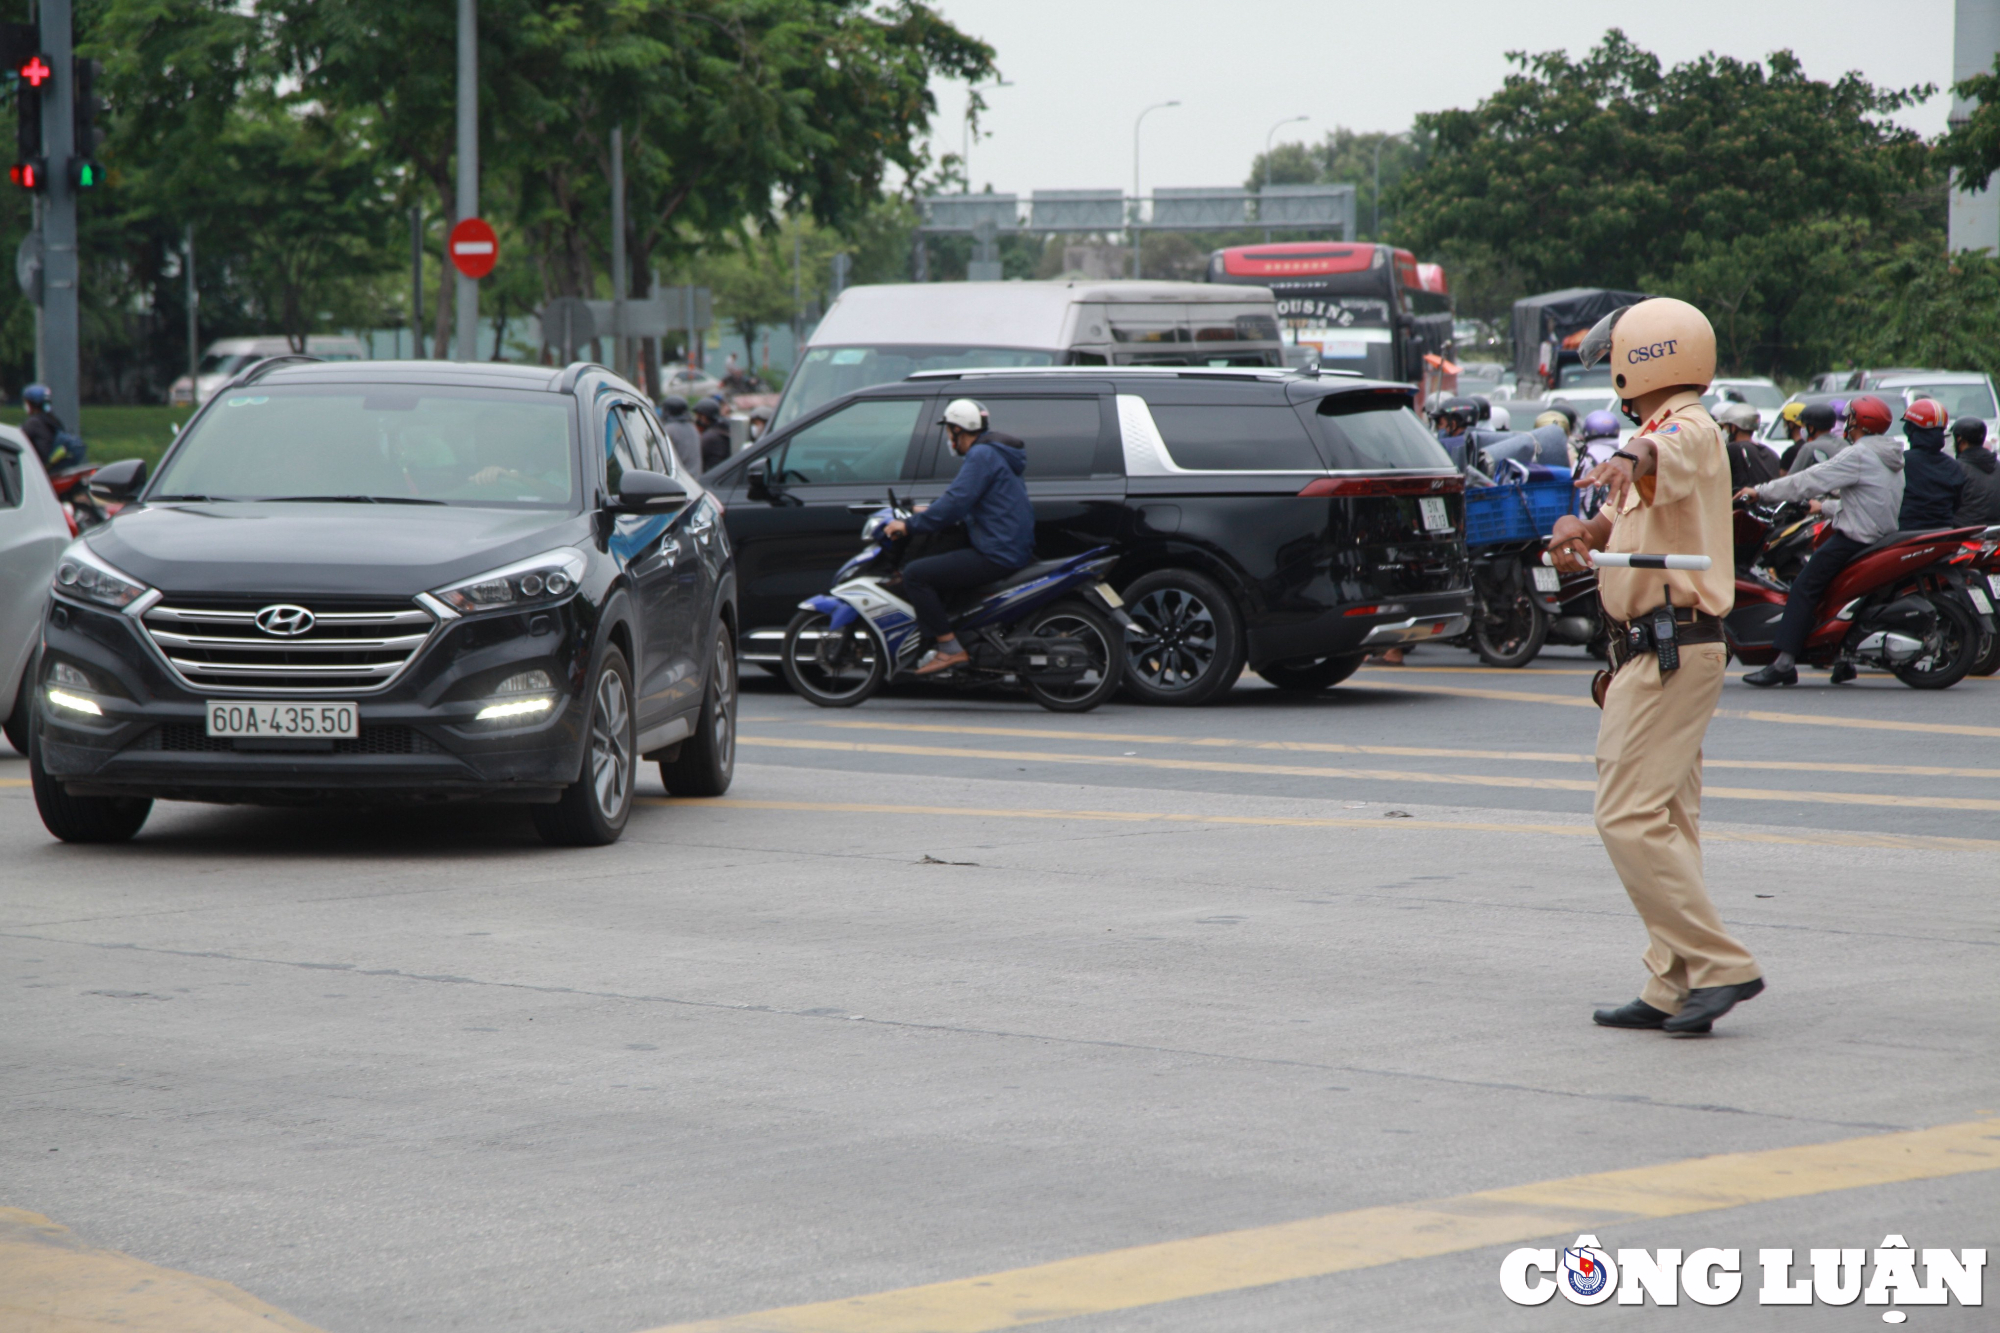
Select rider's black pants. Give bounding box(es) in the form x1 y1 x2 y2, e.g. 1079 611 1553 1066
1775 531 1869 657
899 548 1015 639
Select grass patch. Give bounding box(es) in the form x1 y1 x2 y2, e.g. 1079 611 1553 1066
0 405 196 473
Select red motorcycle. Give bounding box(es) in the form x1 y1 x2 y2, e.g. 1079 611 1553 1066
1962 526 2000 677
46 460 130 533
1726 511 1986 689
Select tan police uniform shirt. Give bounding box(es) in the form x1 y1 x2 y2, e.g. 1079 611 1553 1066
1598 390 1736 622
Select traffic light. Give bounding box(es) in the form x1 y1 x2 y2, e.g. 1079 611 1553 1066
69 56 100 188
11 50 49 192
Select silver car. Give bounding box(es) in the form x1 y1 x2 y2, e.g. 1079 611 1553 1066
1 428 73 753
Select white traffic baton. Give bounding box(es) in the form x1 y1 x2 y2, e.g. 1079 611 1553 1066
1540 551 1712 571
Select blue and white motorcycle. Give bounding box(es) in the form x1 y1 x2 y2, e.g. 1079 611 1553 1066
781 493 1132 712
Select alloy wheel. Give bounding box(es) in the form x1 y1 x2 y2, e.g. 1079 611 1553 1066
589 667 633 819
1128 587 1218 691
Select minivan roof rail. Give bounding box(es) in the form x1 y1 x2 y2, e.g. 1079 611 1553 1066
556 361 608 393
226 354 322 390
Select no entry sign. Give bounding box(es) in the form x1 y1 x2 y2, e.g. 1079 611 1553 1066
449 218 498 280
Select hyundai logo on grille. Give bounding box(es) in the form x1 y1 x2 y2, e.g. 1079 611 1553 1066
254 604 317 636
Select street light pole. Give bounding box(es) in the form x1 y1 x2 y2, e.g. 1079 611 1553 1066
1131 99 1180 280
1261 114 1308 242
454 0 478 362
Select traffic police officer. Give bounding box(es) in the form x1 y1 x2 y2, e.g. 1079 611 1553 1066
1547 297 1765 1036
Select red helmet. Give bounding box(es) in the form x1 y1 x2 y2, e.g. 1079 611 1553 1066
1847 395 1894 436
1903 397 1949 430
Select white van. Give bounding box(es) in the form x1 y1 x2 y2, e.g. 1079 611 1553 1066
169 335 368 406
772 281 1283 430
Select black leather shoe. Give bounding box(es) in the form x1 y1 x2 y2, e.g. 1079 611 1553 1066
1593 998 1672 1029
1663 977 1765 1035
1742 664 1797 688
1829 660 1857 685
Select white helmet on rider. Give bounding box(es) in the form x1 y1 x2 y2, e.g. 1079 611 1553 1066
1487 405 1511 431
940 398 988 433
1714 400 1760 432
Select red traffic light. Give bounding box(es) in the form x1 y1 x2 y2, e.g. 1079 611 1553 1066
17 54 50 88
9 158 46 191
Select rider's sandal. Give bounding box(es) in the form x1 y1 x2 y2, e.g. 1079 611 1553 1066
915 649 970 676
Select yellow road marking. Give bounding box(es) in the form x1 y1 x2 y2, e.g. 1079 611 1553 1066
641 1118 2000 1333
646 797 2000 855
0 778 27 787
1346 677 2000 736
736 736 2000 813
0 1207 327 1332
770 719 2000 780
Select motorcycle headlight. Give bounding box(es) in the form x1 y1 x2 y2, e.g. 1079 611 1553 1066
429 549 587 617
53 542 153 611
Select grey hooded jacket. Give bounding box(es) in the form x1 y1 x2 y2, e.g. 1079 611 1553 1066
1754 434 1906 544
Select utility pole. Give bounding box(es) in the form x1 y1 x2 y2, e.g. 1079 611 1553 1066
184 225 197 388
410 207 424 358
40 0 79 428
1131 100 1179 280
454 0 478 361
1261 115 1308 243
610 124 626 380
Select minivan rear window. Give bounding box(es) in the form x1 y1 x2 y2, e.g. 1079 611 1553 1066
1150 404 1323 471
1310 396 1453 471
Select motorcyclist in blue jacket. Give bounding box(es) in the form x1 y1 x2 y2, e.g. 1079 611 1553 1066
884 398 1035 674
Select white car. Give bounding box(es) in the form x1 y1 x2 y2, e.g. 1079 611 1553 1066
168 335 367 406
1 427 73 754
1875 373 2000 437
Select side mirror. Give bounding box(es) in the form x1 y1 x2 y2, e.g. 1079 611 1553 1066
745 458 773 502
89 458 148 501
611 469 689 514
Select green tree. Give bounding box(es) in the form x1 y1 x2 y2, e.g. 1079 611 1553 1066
1840 241 2000 377
1245 128 1428 241
1938 53 2000 192
1395 30 1937 376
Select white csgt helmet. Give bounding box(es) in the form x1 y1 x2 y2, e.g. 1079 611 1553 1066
1577 297 1717 402
939 398 988 432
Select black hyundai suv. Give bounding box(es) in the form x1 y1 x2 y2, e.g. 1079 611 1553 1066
30 358 737 846
707 366 1470 704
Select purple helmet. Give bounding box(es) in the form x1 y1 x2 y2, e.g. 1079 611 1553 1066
1580 410 1621 441
1829 397 1849 425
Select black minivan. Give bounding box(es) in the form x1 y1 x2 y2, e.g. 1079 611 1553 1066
707 366 1470 704
31 358 737 846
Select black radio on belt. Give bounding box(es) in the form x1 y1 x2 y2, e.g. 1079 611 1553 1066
1651 603 1680 672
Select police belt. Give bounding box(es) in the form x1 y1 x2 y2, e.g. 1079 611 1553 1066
1604 606 1725 673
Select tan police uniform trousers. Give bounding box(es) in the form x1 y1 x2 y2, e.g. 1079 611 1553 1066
1594 640 1761 1013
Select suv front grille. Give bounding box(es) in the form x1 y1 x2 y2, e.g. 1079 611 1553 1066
140 601 436 694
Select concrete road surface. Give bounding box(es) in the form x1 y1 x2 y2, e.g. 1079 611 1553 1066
3 646 1996 1331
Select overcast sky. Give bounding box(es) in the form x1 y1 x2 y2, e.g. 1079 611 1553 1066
918 0 1956 198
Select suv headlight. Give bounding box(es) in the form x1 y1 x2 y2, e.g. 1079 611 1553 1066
53 542 153 611
429 549 587 617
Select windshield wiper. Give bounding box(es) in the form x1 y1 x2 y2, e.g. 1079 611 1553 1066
150 493 233 502
266 495 447 505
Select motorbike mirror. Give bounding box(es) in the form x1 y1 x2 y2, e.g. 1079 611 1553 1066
886 486 901 511
88 458 147 501
611 469 689 514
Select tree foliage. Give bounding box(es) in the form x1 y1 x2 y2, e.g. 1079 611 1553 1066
2 0 990 398
1937 53 2000 192
1245 128 1428 241
1394 31 1940 376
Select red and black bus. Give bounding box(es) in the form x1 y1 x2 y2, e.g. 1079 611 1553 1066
1204 242 1454 399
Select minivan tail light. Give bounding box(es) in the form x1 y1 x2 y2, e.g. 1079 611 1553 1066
1296 476 1465 498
